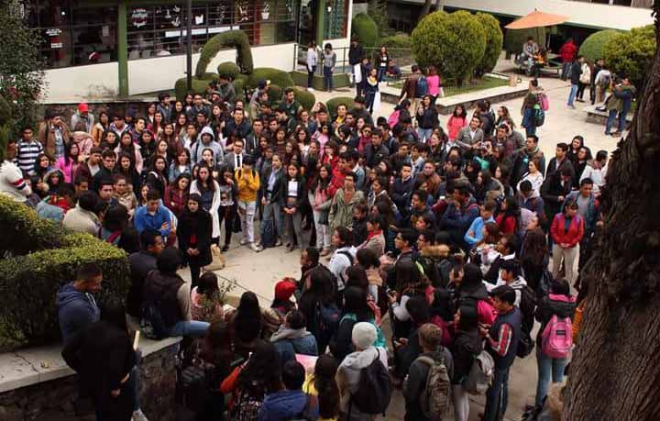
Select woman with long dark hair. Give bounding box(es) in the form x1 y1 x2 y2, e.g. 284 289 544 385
91 110 110 146
164 173 190 219
329 286 375 362
283 163 307 252
114 152 141 195
56 141 81 183
303 354 340 421
217 167 238 252
451 305 483 421
145 156 169 199
190 163 221 242
177 193 213 288
496 196 521 235
168 149 191 183
521 228 550 292
299 267 337 353
116 131 144 173
231 292 265 358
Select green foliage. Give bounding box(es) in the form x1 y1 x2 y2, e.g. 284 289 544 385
380 33 411 50
475 13 503 76
234 74 249 96
0 196 130 347
175 77 215 101
247 68 294 90
195 30 254 78
504 27 547 55
326 97 355 116
0 93 10 126
352 13 379 49
294 88 316 111
0 0 46 132
411 11 487 83
267 84 283 103
217 62 241 80
579 30 622 62
368 0 394 37
603 25 655 88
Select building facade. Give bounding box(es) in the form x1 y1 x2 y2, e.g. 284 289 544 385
571 0 653 8
21 0 352 101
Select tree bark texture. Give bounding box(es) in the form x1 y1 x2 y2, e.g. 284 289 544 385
564 5 660 420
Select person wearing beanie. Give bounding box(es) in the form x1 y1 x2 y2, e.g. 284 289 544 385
71 102 95 134
142 246 210 338
336 322 388 420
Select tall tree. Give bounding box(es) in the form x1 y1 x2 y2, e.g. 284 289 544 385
0 0 45 132
564 4 660 420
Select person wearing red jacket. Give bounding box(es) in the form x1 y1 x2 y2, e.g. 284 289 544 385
559 38 578 81
550 198 584 284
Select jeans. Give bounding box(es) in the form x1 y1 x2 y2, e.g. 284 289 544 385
522 108 537 137
577 82 587 100
567 84 578 106
377 66 386 82
535 348 569 406
452 384 470 421
262 200 284 241
323 66 333 91
552 243 579 285
606 109 628 134
313 210 331 249
238 200 257 243
417 128 433 143
307 65 316 88
365 91 376 113
168 320 210 338
561 62 571 80
284 208 304 248
217 204 236 246
484 366 511 421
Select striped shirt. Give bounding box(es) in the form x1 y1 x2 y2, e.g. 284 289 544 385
16 140 43 175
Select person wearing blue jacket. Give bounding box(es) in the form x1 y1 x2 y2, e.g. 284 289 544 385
439 185 480 250
464 199 496 248
258 360 316 421
56 263 102 343
270 310 318 365
133 189 172 241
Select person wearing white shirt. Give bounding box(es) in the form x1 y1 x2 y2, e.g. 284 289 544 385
516 159 544 198
580 150 608 195
0 139 32 203
306 41 319 91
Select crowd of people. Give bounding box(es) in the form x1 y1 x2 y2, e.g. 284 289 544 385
0 52 612 421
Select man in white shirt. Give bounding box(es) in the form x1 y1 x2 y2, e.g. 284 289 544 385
0 139 32 203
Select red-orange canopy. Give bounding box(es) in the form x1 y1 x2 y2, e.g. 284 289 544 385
505 10 569 30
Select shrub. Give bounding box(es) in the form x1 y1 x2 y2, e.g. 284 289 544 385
0 194 65 255
0 93 10 126
234 74 249 97
175 77 214 101
603 25 655 88
411 11 486 84
247 68 294 90
195 30 253 78
579 30 622 63
0 196 130 347
475 13 503 76
380 33 411 50
217 62 241 80
326 97 355 116
267 84 283 103
504 28 547 55
294 88 316 111
352 13 379 49
368 0 394 37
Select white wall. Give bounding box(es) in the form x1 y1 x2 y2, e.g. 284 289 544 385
43 62 118 102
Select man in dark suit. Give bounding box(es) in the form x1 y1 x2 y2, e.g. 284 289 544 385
223 138 247 173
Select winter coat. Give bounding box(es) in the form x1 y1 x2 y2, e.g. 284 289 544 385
38 121 71 159
558 41 577 63
271 325 318 365
62 204 101 235
451 329 483 384
535 293 576 344
563 191 598 234
541 174 573 218
455 126 485 151
177 208 213 267
606 84 636 114
416 106 438 130
56 282 100 343
127 251 157 318
236 168 260 203
192 127 224 164
447 115 467 141
143 270 189 328
329 189 365 232
403 349 454 421
164 185 188 218
189 180 221 238
336 346 389 421
258 390 312 421
550 214 584 248
358 231 385 258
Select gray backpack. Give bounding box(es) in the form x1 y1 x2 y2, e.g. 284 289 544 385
463 350 494 395
417 356 451 419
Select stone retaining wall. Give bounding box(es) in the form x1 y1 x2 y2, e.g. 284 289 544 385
0 341 179 421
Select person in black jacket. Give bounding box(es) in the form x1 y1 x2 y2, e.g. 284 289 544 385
451 305 483 421
567 56 584 109
534 278 576 407
416 95 439 143
177 193 213 288
540 168 573 226
261 153 285 246
299 266 337 354
62 301 140 421
348 38 365 86
127 230 164 319
282 163 307 252
329 286 374 362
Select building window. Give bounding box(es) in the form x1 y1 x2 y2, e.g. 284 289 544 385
325 0 348 40
23 0 117 69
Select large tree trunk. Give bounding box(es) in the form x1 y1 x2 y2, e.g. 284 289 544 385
564 5 660 420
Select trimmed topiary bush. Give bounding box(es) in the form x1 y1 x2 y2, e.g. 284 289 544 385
248 68 294 90
326 97 355 116
0 196 130 347
351 13 379 49
604 25 655 89
475 13 503 76
380 33 411 50
411 11 486 84
504 27 547 56
579 30 622 63
294 88 316 111
175 77 214 101
195 30 253 78
217 62 241 80
234 74 249 97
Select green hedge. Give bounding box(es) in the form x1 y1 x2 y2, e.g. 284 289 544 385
0 93 10 126
217 62 241 80
267 84 283 103
352 13 379 49
579 30 622 62
234 74 249 97
0 194 65 255
0 197 130 347
326 97 355 116
248 68 295 90
175 77 215 101
294 88 316 111
380 33 411 50
195 30 253 78
504 27 547 55
603 25 655 89
475 13 503 76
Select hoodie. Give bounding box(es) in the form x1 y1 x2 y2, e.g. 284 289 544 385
270 325 318 364
56 282 100 343
336 346 389 419
488 275 528 307
258 389 315 421
192 126 224 164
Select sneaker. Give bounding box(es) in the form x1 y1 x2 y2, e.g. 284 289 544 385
274 239 283 247
132 409 149 421
250 243 263 252
221 245 229 253
568 104 576 109
240 239 248 246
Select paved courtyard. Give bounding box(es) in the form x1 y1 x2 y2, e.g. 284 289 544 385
178 58 622 420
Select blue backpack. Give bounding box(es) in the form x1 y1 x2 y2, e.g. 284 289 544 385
417 76 429 97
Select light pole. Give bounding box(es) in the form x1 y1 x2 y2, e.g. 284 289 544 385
186 0 192 91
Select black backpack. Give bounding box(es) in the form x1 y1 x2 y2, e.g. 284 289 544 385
518 284 537 335
350 349 392 415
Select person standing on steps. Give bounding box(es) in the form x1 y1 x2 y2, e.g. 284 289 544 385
307 41 319 91
323 43 337 93
348 38 365 88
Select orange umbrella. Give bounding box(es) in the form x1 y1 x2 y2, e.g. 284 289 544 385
505 10 569 30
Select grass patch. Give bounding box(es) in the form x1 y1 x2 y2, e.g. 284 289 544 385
387 76 509 98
